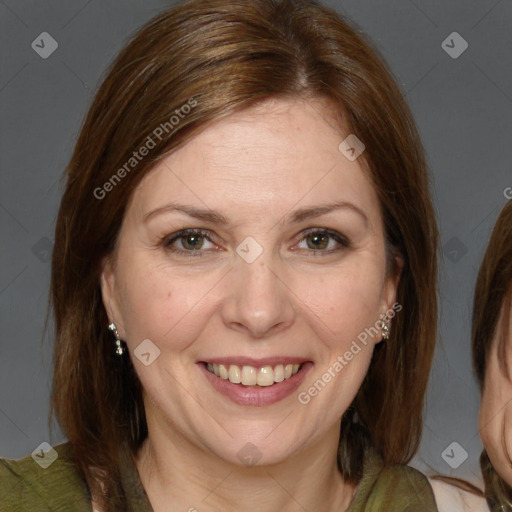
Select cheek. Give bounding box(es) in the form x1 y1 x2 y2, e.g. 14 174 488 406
482 403 512 488
479 393 497 452
116 243 385 353
116 256 211 348
296 258 384 338
479 373 512 473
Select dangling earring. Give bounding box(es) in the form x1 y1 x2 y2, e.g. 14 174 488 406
381 315 390 341
108 322 125 356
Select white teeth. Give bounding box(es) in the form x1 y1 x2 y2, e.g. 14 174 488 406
241 365 257 385
274 364 285 382
228 364 241 383
205 362 302 386
219 364 229 380
256 366 274 387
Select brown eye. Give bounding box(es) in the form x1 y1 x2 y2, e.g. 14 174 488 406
163 229 216 256
179 233 205 250
297 228 350 255
305 232 329 250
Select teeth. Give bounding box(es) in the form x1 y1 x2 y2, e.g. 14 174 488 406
206 362 302 386
219 364 228 380
274 364 285 382
241 365 257 385
228 364 241 383
256 366 274 387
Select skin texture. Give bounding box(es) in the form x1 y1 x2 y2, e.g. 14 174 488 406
100 98 402 512
479 299 512 489
428 479 488 510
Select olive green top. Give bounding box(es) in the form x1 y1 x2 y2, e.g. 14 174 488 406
0 442 438 511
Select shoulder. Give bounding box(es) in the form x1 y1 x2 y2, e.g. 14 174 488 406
350 452 438 511
372 463 438 511
428 477 489 512
0 442 92 511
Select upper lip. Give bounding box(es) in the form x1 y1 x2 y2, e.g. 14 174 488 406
199 357 311 367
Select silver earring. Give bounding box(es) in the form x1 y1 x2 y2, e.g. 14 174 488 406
381 315 390 341
108 322 125 356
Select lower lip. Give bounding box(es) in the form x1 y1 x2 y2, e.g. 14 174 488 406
198 362 314 406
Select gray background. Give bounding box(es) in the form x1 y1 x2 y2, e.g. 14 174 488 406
1 0 511 490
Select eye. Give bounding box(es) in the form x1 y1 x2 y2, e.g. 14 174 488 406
161 227 350 258
295 228 350 255
162 229 217 256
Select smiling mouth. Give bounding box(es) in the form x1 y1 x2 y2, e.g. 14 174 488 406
203 362 304 387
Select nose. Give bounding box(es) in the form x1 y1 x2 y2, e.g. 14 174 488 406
221 253 296 339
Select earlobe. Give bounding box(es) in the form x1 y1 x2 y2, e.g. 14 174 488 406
378 255 404 342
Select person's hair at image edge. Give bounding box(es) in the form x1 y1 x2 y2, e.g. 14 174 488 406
426 207 512 499
46 0 438 509
472 199 512 506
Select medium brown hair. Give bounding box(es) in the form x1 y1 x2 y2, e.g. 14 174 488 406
472 200 512 505
473 200 512 386
48 0 438 509
428 202 512 500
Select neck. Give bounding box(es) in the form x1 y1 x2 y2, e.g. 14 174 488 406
135 420 357 512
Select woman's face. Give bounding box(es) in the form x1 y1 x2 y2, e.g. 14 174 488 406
101 98 401 466
479 298 512 486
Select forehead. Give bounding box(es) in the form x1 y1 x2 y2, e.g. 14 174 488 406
130 98 380 226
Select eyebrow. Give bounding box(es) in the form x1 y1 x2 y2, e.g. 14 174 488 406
143 201 369 227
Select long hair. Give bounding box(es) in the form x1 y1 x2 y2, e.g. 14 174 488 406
48 1 438 509
472 200 512 506
473 200 512 386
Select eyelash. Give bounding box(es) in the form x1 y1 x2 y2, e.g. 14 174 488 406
161 228 350 258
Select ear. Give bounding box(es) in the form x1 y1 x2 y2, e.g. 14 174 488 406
380 253 404 317
100 255 125 337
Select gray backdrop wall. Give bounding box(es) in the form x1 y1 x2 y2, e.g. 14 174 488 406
1 0 511 490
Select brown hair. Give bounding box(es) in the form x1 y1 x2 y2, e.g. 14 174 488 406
473 200 512 386
48 0 438 509
427 202 512 500
471 200 512 505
